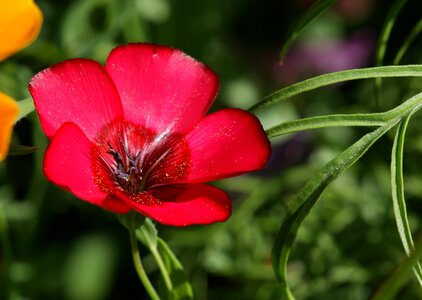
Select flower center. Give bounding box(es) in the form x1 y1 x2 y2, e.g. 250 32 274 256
91 119 190 199
106 137 144 194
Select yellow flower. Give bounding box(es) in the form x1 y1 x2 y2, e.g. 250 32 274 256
0 0 43 61
0 0 42 160
0 92 19 160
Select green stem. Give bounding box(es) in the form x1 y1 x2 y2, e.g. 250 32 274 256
151 248 173 292
129 229 160 300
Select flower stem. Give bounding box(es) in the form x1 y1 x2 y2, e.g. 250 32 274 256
129 229 160 300
151 247 173 292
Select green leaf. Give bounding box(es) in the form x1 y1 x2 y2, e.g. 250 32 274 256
16 98 35 122
374 0 408 106
394 18 422 65
136 218 158 250
157 238 193 300
7 145 37 156
265 113 387 138
371 231 422 300
248 65 422 113
117 211 145 231
391 113 422 285
279 0 337 62
272 120 398 299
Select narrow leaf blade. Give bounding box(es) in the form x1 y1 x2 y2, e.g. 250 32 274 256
391 114 422 284
272 121 397 299
372 231 422 300
279 0 337 62
249 65 422 113
266 113 387 138
157 238 193 300
394 18 422 65
375 0 408 106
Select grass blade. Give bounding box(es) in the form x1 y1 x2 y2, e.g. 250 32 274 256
375 0 408 67
272 121 398 299
279 0 337 62
391 113 422 285
248 65 422 113
393 18 422 65
374 0 408 106
371 230 422 300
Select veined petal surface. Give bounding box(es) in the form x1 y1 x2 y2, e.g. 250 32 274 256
166 108 271 183
106 43 219 135
44 122 130 212
30 59 124 140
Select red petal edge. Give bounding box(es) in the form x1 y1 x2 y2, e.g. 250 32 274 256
115 184 231 226
30 58 124 140
106 43 220 135
158 108 271 184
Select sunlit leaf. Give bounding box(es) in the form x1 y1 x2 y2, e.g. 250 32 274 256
279 0 337 62
272 120 398 299
391 113 422 285
16 97 34 121
249 65 422 113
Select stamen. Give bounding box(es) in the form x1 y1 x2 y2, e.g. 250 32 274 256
106 138 145 194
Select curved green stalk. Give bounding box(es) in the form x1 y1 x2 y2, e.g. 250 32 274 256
394 18 422 65
279 0 337 62
248 65 422 113
129 229 160 300
272 120 398 299
265 87 422 139
375 0 408 67
372 231 422 300
391 113 422 285
150 246 173 292
374 0 408 106
271 90 422 298
265 113 387 138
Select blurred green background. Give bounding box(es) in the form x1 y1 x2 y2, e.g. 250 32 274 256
1 0 422 299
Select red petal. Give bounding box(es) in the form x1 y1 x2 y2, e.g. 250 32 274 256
164 108 271 183
44 122 130 213
30 59 124 140
106 43 219 135
115 184 231 226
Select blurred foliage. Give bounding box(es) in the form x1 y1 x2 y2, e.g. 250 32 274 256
2 0 422 299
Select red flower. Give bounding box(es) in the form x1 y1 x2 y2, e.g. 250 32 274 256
30 43 270 226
